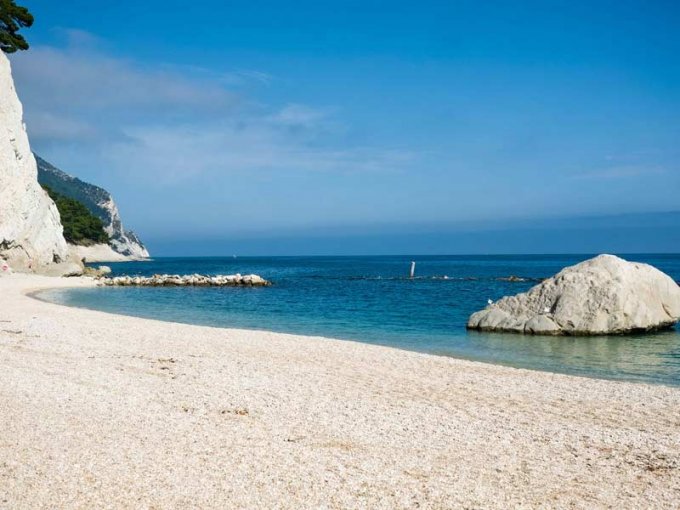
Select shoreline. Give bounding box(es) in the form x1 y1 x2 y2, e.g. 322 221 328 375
29 280 560 388
31 279 680 389
1 273 679 508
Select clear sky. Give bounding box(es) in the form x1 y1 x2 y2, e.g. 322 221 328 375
9 1 680 254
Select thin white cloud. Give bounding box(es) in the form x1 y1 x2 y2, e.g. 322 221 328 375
269 103 331 129
574 165 667 180
8 29 416 190
104 121 415 184
25 111 100 142
11 46 239 115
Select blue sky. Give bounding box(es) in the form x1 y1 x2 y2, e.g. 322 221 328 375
9 1 680 254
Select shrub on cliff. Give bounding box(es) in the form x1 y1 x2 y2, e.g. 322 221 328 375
42 185 110 245
0 0 33 53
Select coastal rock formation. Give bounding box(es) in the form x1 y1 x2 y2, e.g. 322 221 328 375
99 273 270 287
467 254 680 335
82 265 112 278
36 155 149 260
70 243 140 264
0 52 80 275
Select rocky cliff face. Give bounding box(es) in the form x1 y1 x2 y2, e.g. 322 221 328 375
0 52 80 275
36 156 149 260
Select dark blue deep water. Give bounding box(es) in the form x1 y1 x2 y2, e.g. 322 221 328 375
37 254 680 386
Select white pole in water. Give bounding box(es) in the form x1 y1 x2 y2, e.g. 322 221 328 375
409 261 416 279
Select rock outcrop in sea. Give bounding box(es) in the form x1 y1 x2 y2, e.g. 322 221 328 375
467 254 680 335
99 273 270 287
0 52 80 275
36 155 149 261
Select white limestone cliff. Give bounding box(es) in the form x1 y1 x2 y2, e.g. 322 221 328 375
0 52 80 275
100 197 150 259
467 254 680 335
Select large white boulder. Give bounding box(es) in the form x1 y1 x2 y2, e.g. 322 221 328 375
0 52 80 275
467 254 680 335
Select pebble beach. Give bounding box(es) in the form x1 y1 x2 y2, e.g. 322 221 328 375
1 274 679 509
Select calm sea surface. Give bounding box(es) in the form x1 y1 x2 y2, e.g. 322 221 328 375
36 254 680 386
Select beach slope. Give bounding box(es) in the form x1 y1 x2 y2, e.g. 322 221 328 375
0 274 678 508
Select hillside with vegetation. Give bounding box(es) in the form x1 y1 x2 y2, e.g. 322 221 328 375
41 185 109 245
36 155 149 259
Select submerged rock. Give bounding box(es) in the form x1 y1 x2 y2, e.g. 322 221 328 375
496 275 525 282
98 273 271 287
467 254 680 336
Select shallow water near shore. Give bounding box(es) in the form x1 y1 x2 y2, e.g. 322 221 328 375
37 254 680 386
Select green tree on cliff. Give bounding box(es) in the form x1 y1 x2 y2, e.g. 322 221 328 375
42 185 110 245
0 0 33 53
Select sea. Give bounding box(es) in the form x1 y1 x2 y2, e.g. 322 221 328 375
36 254 680 386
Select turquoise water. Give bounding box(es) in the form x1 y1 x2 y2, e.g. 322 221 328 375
36 254 680 386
